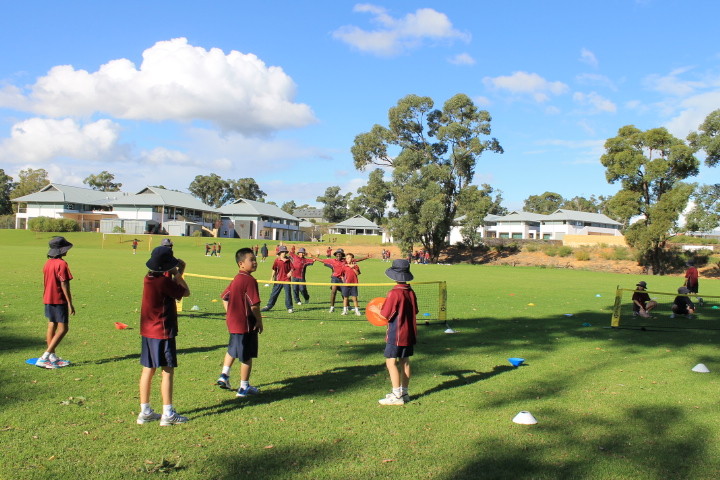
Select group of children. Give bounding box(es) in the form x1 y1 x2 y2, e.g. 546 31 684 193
37 237 420 429
204 242 222 257
631 261 703 319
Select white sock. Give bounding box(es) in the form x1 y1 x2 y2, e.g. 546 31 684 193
392 387 402 397
240 380 249 390
141 403 152 414
342 307 348 312
221 366 231 375
41 352 50 360
163 404 174 416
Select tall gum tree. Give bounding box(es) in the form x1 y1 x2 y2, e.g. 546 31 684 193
686 109 720 232
600 125 699 274
351 93 502 260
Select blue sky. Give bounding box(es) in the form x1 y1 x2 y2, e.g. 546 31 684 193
1 1 718 210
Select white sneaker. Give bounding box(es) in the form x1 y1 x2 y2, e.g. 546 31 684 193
297 301 302 305
341 309 348 315
329 306 335 313
288 308 294 313
354 309 361 316
160 412 189 426
137 410 162 424
35 357 57 369
378 393 405 405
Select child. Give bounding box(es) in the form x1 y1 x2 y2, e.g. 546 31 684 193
36 236 76 369
632 281 658 318
340 253 365 316
132 238 138 254
315 250 369 313
290 247 314 305
684 261 702 305
137 246 190 426
216 248 264 397
374 259 418 405
261 246 294 313
671 286 695 318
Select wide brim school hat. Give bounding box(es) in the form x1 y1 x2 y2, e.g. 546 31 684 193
160 238 173 247
48 236 73 256
678 286 690 294
297 248 307 253
334 248 345 256
385 259 414 282
636 281 647 288
146 246 179 272
278 246 289 253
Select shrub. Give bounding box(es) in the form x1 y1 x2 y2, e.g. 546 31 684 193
524 243 539 252
28 216 80 232
543 245 558 257
112 226 126 233
557 246 573 257
575 249 591 261
0 215 15 229
506 242 520 253
191 230 202 237
612 246 629 261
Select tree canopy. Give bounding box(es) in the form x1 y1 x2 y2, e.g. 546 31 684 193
0 169 16 215
687 108 720 167
188 173 229 208
316 186 350 223
600 125 698 274
83 171 122 191
227 178 266 202
523 191 564 214
11 168 49 200
351 93 502 259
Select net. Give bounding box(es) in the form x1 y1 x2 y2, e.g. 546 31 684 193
610 286 720 330
180 273 447 323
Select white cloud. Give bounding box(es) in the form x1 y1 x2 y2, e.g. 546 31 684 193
482 71 569 103
644 67 704 96
333 5 470 56
579 48 598 68
1 38 316 134
448 52 476 65
664 91 720 137
0 117 124 164
573 91 617 113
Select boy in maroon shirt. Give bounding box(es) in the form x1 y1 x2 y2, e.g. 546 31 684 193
340 253 369 316
137 246 190 426
290 247 314 305
261 245 294 313
373 259 418 406
216 248 264 397
36 236 76 369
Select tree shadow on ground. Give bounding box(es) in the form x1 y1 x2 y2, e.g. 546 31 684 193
89 344 227 365
414 366 515 401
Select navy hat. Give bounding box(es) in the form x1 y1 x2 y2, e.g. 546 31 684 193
334 248 345 256
278 246 289 253
160 238 173 247
636 281 647 288
297 247 307 253
146 246 179 272
48 236 73 257
385 259 414 282
678 286 690 294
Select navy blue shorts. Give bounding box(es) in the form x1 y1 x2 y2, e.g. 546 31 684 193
384 344 414 358
44 304 69 324
140 337 177 368
341 286 358 298
227 332 258 362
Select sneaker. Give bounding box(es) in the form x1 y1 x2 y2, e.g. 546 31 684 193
297 301 302 305
236 385 260 397
354 309 362 316
260 306 270 312
329 306 335 313
341 309 348 315
378 393 405 405
288 308 294 314
50 356 70 367
160 412 189 426
35 358 57 369
216 373 231 390
136 410 162 425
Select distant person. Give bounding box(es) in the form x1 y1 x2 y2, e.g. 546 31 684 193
632 281 658 318
205 243 211 256
253 244 259 256
261 246 294 313
210 243 217 257
340 253 364 316
217 243 222 257
36 237 76 369
260 243 269 262
215 248 264 397
290 247 314 305
326 246 332 258
671 286 695 318
372 259 418 405
684 261 702 305
132 238 138 255
137 246 191 426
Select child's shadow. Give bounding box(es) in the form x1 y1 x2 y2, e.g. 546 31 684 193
413 365 516 401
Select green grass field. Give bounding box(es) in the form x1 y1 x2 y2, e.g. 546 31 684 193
1 231 720 479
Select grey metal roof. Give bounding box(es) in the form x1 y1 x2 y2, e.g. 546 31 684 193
334 215 380 229
496 211 546 222
114 187 218 212
293 207 324 217
11 183 122 205
544 209 622 225
220 198 299 221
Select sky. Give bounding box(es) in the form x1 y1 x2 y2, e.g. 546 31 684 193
1 1 719 211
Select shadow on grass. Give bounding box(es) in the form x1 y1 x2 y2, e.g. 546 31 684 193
215 444 338 480
184 364 384 418
89 344 227 365
442 405 710 480
415 365 515 401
